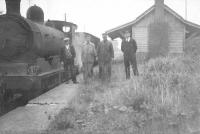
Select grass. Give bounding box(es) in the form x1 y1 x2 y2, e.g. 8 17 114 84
46 56 200 134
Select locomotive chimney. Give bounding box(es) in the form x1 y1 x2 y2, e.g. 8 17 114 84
154 0 164 22
5 0 21 15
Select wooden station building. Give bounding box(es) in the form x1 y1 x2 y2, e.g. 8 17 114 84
106 0 200 54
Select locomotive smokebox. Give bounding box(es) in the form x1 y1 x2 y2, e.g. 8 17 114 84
5 0 21 15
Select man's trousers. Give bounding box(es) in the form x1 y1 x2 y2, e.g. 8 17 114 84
65 63 77 83
99 61 112 81
82 62 94 83
124 55 139 79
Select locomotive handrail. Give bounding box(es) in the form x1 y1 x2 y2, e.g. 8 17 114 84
38 69 64 77
3 68 63 77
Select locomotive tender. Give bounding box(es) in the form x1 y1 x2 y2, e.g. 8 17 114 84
0 0 78 102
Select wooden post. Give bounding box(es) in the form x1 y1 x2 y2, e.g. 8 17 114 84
64 13 67 22
185 0 187 20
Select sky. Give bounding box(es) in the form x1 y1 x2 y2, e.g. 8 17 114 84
1 0 200 38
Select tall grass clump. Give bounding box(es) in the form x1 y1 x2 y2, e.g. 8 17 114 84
141 56 200 115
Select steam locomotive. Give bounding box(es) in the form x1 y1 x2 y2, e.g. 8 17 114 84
0 0 78 104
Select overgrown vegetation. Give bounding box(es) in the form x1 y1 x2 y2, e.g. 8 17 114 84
47 56 200 134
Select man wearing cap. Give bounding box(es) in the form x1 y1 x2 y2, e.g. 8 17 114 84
81 34 97 84
121 31 139 79
97 33 114 81
61 37 78 84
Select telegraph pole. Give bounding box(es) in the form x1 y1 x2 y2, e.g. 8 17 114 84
83 25 85 32
185 0 187 20
28 0 30 7
64 13 67 32
64 13 66 22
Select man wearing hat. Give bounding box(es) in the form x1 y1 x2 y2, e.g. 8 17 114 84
97 33 114 81
121 31 139 79
61 37 78 84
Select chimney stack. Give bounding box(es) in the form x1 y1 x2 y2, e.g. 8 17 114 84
5 0 21 15
154 0 164 22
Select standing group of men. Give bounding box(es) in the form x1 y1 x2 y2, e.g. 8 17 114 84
81 33 114 83
61 30 139 84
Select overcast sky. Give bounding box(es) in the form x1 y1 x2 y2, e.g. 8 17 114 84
1 0 200 37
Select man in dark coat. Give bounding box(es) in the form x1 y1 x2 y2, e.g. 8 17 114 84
61 37 78 84
121 31 139 79
97 33 114 81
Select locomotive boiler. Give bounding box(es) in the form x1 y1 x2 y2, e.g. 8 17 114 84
0 0 77 103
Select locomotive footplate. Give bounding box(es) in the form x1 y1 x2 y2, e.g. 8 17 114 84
3 68 67 102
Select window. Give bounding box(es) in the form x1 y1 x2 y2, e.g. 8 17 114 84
62 26 71 33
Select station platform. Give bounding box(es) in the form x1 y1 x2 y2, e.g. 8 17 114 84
0 83 79 133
